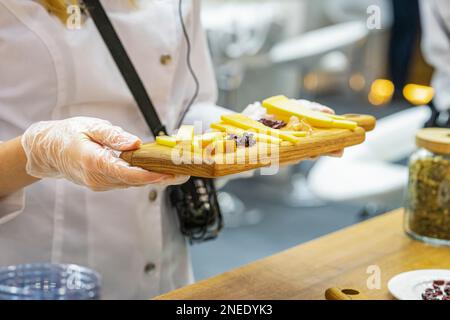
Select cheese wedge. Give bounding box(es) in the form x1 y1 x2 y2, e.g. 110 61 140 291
263 95 357 130
201 138 236 156
213 139 236 154
156 135 177 148
176 125 195 142
328 114 346 120
331 119 359 130
271 110 346 123
211 122 283 144
263 96 333 127
194 132 226 148
211 122 243 133
220 114 300 144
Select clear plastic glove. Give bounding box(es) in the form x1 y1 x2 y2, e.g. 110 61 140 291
21 117 189 191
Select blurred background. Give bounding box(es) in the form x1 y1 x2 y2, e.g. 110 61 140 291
192 0 435 280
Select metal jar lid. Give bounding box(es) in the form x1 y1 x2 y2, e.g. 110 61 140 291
416 128 450 155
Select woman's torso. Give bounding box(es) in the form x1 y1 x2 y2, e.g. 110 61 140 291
0 0 210 299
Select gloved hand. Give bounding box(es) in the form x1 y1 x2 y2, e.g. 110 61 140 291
21 117 189 191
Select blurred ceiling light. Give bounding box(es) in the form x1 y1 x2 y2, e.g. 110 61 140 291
304 73 319 91
349 73 366 92
320 51 349 73
403 84 434 106
368 79 395 106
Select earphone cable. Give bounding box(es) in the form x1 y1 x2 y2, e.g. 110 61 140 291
176 0 200 127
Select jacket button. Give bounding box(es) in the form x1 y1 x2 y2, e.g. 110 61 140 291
148 190 158 202
160 54 172 65
144 262 156 274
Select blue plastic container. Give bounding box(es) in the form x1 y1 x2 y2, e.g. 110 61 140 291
0 263 101 300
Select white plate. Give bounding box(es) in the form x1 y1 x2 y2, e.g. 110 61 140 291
388 270 450 300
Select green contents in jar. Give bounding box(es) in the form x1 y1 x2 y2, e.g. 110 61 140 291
407 156 450 240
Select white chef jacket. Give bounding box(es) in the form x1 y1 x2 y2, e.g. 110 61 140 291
421 0 450 112
0 0 227 299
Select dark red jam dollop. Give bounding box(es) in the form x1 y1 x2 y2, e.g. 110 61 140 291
258 118 287 130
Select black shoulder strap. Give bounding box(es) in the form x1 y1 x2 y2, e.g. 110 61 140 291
83 0 167 137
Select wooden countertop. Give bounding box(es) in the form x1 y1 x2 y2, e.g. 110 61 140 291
156 209 450 300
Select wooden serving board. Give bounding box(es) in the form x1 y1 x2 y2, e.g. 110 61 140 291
120 114 376 178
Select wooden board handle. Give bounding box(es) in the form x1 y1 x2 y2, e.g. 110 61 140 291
325 288 368 300
343 114 376 132
120 150 132 164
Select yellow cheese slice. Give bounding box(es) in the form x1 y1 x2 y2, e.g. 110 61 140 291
176 125 195 142
156 135 177 148
211 122 244 134
263 95 357 129
220 114 301 144
263 96 333 128
331 119 359 130
327 114 346 120
194 132 226 148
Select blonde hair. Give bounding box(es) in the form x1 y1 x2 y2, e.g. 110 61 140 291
39 0 136 22
39 0 78 22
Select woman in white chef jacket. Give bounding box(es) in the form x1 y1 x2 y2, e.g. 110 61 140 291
0 0 224 299
0 0 335 299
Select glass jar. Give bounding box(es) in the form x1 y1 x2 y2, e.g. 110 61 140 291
0 263 101 300
405 128 450 246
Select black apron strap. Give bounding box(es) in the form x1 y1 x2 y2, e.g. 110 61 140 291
83 0 167 137
82 0 223 244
